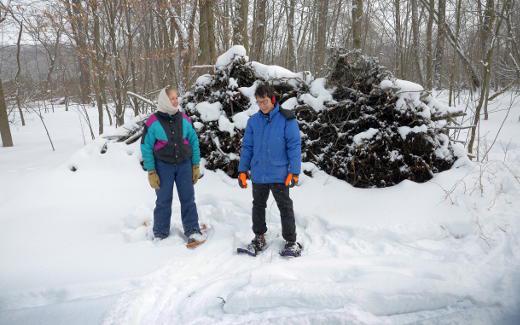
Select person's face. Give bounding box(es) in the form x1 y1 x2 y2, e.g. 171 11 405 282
168 90 179 107
256 95 274 114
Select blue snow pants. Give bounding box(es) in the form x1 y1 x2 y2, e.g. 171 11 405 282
153 158 200 238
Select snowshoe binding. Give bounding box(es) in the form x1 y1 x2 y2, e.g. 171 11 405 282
185 224 208 249
237 234 267 257
279 241 303 257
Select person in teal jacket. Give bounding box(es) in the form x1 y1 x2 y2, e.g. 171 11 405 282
141 86 204 246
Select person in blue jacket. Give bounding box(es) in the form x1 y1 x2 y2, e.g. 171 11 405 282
238 83 303 257
141 86 204 246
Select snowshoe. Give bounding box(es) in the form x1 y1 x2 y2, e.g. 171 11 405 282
279 241 303 257
185 224 208 249
237 234 267 257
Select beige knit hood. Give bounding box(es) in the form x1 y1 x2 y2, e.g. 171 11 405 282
157 88 179 115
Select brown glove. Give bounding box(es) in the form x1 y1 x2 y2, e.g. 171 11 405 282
238 172 248 189
284 173 298 188
192 165 200 184
148 170 160 189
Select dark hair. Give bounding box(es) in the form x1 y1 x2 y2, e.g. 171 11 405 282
254 83 274 99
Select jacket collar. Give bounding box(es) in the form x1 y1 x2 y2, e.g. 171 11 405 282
261 103 279 120
156 110 179 119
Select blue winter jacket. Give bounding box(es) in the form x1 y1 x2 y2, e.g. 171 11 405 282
238 104 301 184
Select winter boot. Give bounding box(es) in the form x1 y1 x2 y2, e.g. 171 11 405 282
186 231 206 249
249 234 267 253
279 241 302 257
237 234 267 256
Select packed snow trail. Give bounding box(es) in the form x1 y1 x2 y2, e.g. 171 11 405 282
105 160 520 324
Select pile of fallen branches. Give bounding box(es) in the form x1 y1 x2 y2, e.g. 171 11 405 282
111 47 465 187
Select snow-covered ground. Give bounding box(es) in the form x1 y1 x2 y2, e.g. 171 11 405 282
1 93 519 324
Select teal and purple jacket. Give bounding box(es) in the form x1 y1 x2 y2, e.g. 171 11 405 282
140 111 200 171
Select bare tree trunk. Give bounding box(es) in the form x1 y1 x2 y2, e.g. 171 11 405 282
419 0 481 90
352 0 363 49
46 28 62 110
62 69 69 111
14 19 25 126
362 0 372 51
157 2 170 85
434 0 446 89
425 0 434 90
448 0 463 106
104 0 125 126
32 104 56 151
296 1 311 71
141 10 153 95
505 1 520 81
285 0 297 70
468 0 510 155
66 0 91 104
480 0 495 120
220 0 231 50
124 0 139 116
105 102 113 126
232 0 249 49
394 0 402 78
329 0 343 49
315 0 328 76
198 0 216 64
198 1 209 64
251 0 266 61
89 0 106 135
0 80 14 147
186 2 197 85
269 0 280 63
149 11 160 89
169 0 197 92
411 0 424 84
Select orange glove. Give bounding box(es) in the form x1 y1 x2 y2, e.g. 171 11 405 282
285 173 298 188
238 172 248 188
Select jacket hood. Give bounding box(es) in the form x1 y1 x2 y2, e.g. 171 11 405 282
157 88 179 115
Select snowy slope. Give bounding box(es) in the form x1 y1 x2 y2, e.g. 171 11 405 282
1 94 520 324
